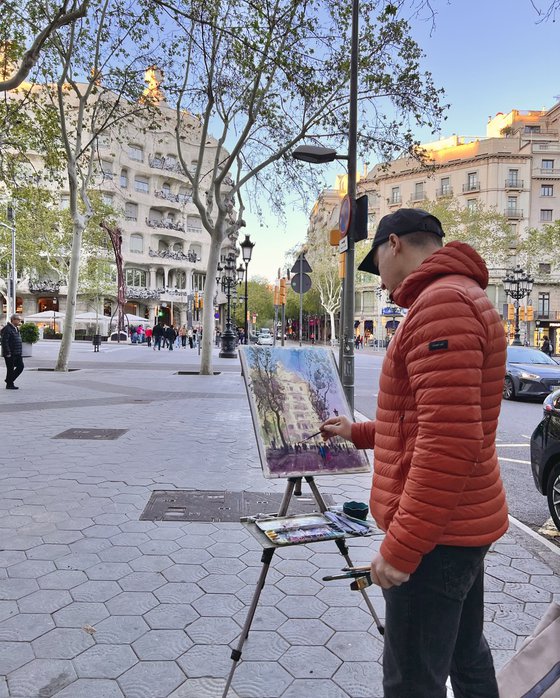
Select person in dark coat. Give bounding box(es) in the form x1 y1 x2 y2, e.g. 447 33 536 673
152 322 164 351
1 314 24 390
164 325 176 351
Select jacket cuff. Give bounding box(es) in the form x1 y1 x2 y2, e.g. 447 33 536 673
351 421 375 450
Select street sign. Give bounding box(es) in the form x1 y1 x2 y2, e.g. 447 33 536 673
291 254 312 274
339 195 351 237
339 236 348 253
291 273 311 294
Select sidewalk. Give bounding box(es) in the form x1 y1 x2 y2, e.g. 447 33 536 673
0 344 559 697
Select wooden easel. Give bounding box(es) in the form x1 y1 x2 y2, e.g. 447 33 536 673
222 475 384 698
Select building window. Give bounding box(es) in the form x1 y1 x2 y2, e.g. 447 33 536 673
129 144 144 162
120 169 128 188
129 234 143 253
525 125 541 133
507 169 519 186
467 198 477 213
173 243 183 252
467 172 478 190
189 243 202 260
538 292 550 318
539 263 551 274
540 209 553 221
178 187 192 204
60 195 69 210
363 291 375 312
193 272 206 291
541 184 554 197
413 182 425 201
390 186 401 204
507 196 518 213
187 215 203 233
134 176 149 193
440 177 451 195
162 182 171 194
102 193 113 206
158 240 169 252
542 159 554 170
125 202 138 221
100 160 113 180
125 268 146 287
175 271 187 289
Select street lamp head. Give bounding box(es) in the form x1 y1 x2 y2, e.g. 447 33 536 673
240 234 255 264
292 145 339 164
236 264 245 283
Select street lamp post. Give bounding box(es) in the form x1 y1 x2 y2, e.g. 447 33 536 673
218 254 243 358
240 234 255 344
292 0 359 412
1 204 16 318
503 266 534 346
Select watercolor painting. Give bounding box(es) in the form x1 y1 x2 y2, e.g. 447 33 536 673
239 346 371 479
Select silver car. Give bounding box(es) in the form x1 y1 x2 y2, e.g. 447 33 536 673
503 346 560 400
256 332 273 346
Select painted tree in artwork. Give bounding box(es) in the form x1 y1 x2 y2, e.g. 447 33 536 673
302 351 334 422
248 348 289 451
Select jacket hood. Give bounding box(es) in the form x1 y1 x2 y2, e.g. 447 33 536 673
392 241 489 309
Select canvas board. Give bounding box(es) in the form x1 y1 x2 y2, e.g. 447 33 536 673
239 346 371 479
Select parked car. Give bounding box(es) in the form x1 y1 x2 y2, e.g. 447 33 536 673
503 345 560 400
256 332 273 346
248 331 259 344
530 389 560 529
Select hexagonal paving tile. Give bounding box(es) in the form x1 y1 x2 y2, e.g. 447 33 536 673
234 606 287 632
94 615 150 644
321 606 373 632
275 576 323 596
232 660 293 698
144 603 199 630
486 565 529 584
167 677 241 698
117 661 185 698
503 582 552 603
177 644 234 678
281 678 350 698
119 572 167 592
27 543 71 559
240 631 289 661
8 658 77 698
0 577 39 600
192 593 243 618
0 600 18 623
99 547 142 563
185 616 240 644
38 569 88 589
133 629 192 660
494 606 542 635
32 626 96 659
52 678 125 698
72 580 122 603
275 559 318 577
18 588 73 614
154 583 204 605
163 565 208 584
0 612 55 641
277 596 328 619
0 641 34 674
7 559 56 578
279 645 341 679
198 574 245 595
53 602 110 628
105 591 159 615
207 542 248 558
202 557 246 576
278 618 335 645
327 631 384 662
333 660 384 698
129 555 174 573
56 554 101 571
86 563 133 581
74 644 138 679
139 540 180 555
170 548 212 565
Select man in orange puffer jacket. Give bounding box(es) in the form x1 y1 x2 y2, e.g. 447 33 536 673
321 208 508 698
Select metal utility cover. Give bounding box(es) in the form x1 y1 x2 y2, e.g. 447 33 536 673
53 428 128 440
140 489 335 522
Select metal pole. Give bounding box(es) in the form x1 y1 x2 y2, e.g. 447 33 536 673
299 254 303 347
244 263 249 344
281 302 286 347
513 299 521 346
341 0 359 413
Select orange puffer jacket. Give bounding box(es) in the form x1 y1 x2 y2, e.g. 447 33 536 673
352 241 509 574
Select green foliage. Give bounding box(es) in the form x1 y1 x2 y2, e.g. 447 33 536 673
517 221 560 276
19 321 40 343
233 277 275 327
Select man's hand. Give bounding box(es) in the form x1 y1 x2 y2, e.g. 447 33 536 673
370 553 410 589
319 415 353 442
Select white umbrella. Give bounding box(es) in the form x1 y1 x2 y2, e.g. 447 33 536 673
74 312 110 324
24 310 65 321
123 313 150 324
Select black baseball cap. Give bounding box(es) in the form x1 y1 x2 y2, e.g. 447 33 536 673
358 208 445 275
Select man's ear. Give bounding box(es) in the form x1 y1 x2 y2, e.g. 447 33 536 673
388 233 402 257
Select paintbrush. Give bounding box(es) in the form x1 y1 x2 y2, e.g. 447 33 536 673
297 430 322 444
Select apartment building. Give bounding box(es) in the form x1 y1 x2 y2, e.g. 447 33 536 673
356 103 560 348
4 71 231 332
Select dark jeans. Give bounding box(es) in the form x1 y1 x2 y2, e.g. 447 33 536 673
4 355 24 387
382 544 498 698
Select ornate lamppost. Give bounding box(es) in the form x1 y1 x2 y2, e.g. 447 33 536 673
503 265 534 346
218 253 242 358
240 234 255 344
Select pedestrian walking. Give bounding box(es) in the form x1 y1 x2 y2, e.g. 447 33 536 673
145 326 152 348
1 314 24 390
188 327 193 349
152 322 164 351
179 325 187 348
165 325 176 351
541 335 554 357
320 208 508 698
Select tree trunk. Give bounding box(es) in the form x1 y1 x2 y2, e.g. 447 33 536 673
55 211 86 371
328 310 337 346
199 235 222 374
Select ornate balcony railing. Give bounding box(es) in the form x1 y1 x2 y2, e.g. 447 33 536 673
146 217 185 232
505 179 524 189
125 285 190 300
462 182 480 192
436 186 453 198
504 208 524 219
29 280 62 293
154 190 193 204
148 248 199 263
148 155 184 174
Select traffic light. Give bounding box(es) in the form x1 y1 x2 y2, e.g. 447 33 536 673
353 195 369 242
273 284 280 306
199 296 203 309
329 229 340 246
194 292 199 309
507 304 515 321
338 252 346 279
280 278 287 305
519 306 525 322
526 306 534 321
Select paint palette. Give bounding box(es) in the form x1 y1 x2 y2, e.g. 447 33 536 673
255 513 346 546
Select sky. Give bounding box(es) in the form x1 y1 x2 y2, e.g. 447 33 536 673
246 0 560 282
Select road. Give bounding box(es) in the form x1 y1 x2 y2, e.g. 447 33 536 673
353 350 554 541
